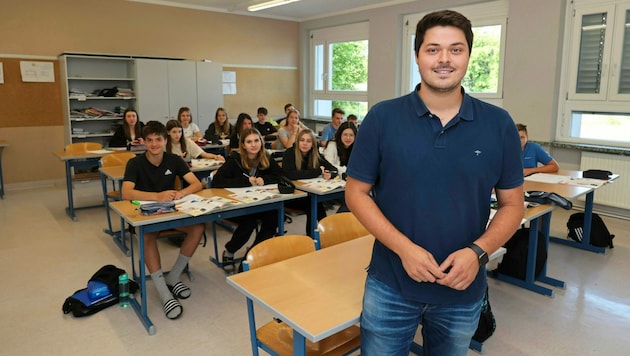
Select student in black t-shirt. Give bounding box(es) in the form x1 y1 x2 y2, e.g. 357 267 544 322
122 121 205 320
253 107 278 145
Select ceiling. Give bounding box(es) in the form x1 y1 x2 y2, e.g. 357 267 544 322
127 0 417 22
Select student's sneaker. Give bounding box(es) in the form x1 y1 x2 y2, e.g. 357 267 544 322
222 250 235 269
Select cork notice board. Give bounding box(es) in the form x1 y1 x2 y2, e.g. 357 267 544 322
0 58 62 127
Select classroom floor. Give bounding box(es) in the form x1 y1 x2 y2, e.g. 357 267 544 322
0 181 629 356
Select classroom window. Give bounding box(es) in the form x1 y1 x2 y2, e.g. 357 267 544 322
557 0 630 148
310 22 369 120
401 1 507 105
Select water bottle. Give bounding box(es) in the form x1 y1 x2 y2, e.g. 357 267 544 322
118 273 130 308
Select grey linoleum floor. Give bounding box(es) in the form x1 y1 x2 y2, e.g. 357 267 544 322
1 181 629 356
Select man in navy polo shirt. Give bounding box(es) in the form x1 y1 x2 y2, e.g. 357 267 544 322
346 10 524 355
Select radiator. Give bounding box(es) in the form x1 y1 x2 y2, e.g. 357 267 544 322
580 152 630 210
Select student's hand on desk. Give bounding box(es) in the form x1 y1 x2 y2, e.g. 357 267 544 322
214 154 225 162
157 190 178 201
400 244 445 283
249 177 264 186
435 248 479 290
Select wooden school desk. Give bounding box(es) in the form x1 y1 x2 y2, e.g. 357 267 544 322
54 149 113 220
525 169 620 254
109 187 306 335
293 179 345 235
227 235 507 355
494 181 593 297
99 160 224 255
0 140 8 199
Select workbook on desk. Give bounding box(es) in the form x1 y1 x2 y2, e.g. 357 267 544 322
175 194 240 217
226 184 283 203
190 158 223 168
298 177 346 192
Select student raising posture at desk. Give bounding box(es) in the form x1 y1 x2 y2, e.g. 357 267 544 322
211 128 282 267
177 107 203 142
517 123 560 176
166 120 225 162
122 121 205 320
282 129 337 235
109 108 144 148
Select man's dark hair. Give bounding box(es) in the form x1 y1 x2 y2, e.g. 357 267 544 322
414 10 473 55
142 120 167 138
257 107 268 115
332 108 345 117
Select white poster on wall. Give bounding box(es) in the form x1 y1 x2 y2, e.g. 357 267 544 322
20 61 55 82
0 62 4 84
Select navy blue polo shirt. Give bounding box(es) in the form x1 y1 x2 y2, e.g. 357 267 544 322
347 84 523 304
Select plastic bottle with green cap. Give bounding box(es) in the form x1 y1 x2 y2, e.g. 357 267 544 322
118 273 130 307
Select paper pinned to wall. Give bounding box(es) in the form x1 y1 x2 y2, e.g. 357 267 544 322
222 71 236 95
0 62 4 84
20 61 55 82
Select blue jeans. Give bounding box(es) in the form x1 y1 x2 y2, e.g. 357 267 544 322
360 274 482 356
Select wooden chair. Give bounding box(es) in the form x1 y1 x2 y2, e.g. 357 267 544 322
99 152 135 236
314 212 369 250
243 235 361 356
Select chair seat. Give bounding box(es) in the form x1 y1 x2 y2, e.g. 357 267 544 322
257 321 360 356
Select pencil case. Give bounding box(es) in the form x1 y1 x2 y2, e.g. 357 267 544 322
139 202 176 215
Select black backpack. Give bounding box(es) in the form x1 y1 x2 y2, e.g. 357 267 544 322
567 213 614 248
497 228 547 280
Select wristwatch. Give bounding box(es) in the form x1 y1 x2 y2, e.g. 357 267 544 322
467 243 489 266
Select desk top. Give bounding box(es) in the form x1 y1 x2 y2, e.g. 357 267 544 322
523 180 593 200
54 150 109 160
109 188 306 227
227 234 374 342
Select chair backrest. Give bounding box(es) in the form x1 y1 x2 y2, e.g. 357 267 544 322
99 152 135 168
65 142 102 153
245 235 315 270
316 212 369 249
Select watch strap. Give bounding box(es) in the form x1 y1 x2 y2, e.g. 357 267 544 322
467 243 489 266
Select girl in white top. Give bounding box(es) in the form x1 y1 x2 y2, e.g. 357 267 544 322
323 121 357 175
177 107 202 142
166 120 225 162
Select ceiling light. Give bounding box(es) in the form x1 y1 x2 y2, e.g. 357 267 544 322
247 0 300 12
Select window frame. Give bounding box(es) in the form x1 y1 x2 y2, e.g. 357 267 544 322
557 0 630 148
309 22 369 119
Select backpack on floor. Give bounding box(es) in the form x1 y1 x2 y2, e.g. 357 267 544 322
567 213 614 248
497 228 547 280
62 264 138 317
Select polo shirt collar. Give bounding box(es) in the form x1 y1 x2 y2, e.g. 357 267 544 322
411 83 475 122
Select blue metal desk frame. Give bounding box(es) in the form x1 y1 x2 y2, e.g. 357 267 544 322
293 184 345 235
491 207 564 297
112 197 289 335
55 151 106 221
549 191 606 253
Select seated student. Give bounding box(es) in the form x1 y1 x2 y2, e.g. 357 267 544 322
282 129 337 235
211 128 282 267
275 103 293 127
121 121 205 320
109 108 145 148
276 107 310 149
253 107 278 145
324 122 357 213
229 113 254 150
346 114 359 129
177 107 202 142
165 120 225 162
517 123 560 176
319 108 345 148
204 107 233 143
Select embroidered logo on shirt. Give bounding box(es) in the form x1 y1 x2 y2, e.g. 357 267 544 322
474 150 482 156
164 169 173 175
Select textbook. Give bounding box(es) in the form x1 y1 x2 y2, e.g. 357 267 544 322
226 185 282 203
175 194 240 217
299 177 346 192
